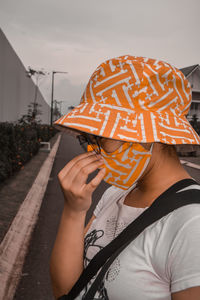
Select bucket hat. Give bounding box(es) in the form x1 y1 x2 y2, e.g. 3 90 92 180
54 55 200 146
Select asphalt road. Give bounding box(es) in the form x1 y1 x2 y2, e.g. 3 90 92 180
14 134 200 300
13 133 109 300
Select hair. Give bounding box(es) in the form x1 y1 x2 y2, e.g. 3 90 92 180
159 143 178 158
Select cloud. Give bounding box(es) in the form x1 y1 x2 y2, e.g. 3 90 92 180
1 0 199 43
0 0 199 105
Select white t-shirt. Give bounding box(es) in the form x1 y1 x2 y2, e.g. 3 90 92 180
78 183 200 300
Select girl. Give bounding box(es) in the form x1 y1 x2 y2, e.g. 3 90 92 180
51 55 200 300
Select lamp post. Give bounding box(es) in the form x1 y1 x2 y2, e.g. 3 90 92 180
51 71 68 126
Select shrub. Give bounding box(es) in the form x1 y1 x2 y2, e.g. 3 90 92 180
0 122 58 182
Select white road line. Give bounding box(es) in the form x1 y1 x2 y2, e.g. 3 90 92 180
0 134 61 300
180 160 200 170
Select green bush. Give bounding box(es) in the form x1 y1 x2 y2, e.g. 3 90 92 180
0 122 58 182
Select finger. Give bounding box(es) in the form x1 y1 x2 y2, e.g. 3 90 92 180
66 155 103 188
72 159 105 188
59 154 103 188
84 168 106 193
58 151 95 180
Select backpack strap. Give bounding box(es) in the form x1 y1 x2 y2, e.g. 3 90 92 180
84 184 200 299
59 178 200 300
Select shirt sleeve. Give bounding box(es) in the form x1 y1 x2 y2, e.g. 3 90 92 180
169 214 200 293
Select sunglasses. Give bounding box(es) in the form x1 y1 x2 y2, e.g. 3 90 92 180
77 133 102 154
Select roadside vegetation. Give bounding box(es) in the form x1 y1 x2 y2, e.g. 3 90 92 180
0 103 58 182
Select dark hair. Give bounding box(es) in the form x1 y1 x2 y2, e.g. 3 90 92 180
160 143 177 158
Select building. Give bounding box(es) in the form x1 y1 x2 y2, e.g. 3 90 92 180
180 64 200 121
0 29 50 124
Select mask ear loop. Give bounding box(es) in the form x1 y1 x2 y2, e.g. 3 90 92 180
132 142 154 190
149 143 154 154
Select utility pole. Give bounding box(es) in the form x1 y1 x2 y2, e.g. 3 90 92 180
50 71 68 126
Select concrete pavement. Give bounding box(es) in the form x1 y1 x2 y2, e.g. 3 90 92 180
0 133 61 300
0 133 60 244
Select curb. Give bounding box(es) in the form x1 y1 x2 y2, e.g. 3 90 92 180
180 160 200 170
0 134 61 300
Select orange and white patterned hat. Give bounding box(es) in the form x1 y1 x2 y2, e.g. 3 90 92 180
54 55 200 145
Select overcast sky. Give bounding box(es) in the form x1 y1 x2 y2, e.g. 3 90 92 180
0 0 199 114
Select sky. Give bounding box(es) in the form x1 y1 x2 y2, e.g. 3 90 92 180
0 0 200 115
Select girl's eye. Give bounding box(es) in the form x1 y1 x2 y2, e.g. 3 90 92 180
89 137 96 144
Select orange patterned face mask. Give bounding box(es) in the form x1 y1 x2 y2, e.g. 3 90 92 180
100 142 153 190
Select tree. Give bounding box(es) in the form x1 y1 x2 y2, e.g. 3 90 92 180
191 114 199 133
26 67 47 123
18 102 43 125
53 100 61 121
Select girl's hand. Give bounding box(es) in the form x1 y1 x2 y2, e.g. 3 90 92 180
58 151 105 213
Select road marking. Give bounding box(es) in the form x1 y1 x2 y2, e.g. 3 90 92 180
0 134 61 300
180 160 200 170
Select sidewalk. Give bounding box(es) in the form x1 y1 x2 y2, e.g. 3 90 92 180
0 133 60 244
0 133 61 300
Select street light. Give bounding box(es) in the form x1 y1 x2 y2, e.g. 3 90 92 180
51 71 68 125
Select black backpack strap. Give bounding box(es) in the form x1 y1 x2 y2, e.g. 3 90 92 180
84 185 200 299
59 178 200 300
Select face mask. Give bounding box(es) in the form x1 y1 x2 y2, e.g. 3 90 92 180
100 142 153 190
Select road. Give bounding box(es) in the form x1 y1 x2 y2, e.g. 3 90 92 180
14 134 200 300
13 133 109 300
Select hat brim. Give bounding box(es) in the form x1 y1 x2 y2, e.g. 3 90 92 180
54 102 200 147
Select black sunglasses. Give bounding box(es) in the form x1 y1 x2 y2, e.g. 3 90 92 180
77 134 102 154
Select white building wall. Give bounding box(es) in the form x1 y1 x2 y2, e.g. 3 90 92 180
0 29 50 124
186 67 200 121
189 68 200 91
